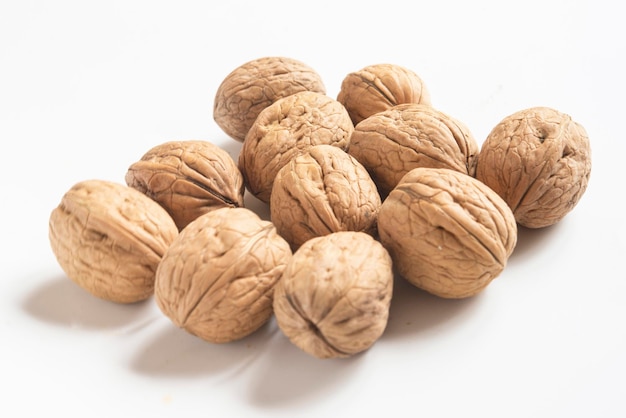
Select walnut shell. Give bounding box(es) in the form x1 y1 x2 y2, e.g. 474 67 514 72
378 168 517 299
48 179 178 303
154 207 292 343
349 103 479 198
239 91 353 203
125 140 244 231
475 107 592 228
273 231 393 359
337 63 431 126
213 56 326 142
270 145 381 249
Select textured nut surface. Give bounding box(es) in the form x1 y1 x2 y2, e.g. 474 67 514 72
273 231 393 359
378 168 517 299
349 103 479 197
213 56 326 142
155 207 292 343
337 63 431 126
239 91 353 203
475 107 592 228
125 140 244 231
270 145 380 249
49 179 178 303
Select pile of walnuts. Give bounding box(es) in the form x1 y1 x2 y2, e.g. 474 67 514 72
49 56 592 359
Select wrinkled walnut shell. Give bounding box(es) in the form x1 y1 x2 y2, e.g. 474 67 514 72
155 207 292 343
213 56 326 142
475 107 592 228
49 179 178 303
337 63 431 125
378 168 517 299
125 140 244 231
349 103 478 197
273 231 393 359
270 144 380 249
239 91 353 203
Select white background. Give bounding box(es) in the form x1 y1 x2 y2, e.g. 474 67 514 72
2 1 625 417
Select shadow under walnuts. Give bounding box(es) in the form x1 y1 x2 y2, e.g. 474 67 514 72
507 221 566 266
383 274 484 340
246 332 364 407
129 318 278 379
21 274 154 330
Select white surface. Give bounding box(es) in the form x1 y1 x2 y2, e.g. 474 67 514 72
2 1 625 417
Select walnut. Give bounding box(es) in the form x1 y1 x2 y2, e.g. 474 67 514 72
377 167 517 299
48 179 178 303
239 90 353 203
125 140 244 231
475 107 592 228
273 231 393 359
337 63 431 126
213 56 326 142
154 207 292 343
270 144 381 249
349 103 479 198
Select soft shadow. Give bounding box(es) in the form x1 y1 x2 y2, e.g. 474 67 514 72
508 221 566 265
244 192 270 221
247 332 364 407
382 275 485 340
129 317 278 379
217 137 243 162
21 274 153 330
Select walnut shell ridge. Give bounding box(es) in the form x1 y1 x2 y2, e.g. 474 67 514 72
273 231 393 359
475 106 592 228
48 179 178 303
126 140 245 231
378 168 517 299
239 91 353 203
213 56 326 142
337 63 431 126
155 207 292 343
349 103 478 198
270 144 381 250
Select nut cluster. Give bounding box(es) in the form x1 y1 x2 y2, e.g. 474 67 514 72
48 56 591 361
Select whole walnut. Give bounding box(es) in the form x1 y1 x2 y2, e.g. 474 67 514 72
213 56 326 142
475 107 592 228
125 140 244 231
239 90 353 203
155 207 292 344
349 103 479 198
49 179 178 303
273 231 393 359
270 144 381 249
378 167 517 299
337 63 431 126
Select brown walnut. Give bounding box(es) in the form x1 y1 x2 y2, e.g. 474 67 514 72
125 140 244 231
213 56 326 142
337 63 431 126
273 231 393 359
239 90 353 203
475 106 592 228
48 179 178 303
270 144 381 249
378 167 517 299
154 207 292 343
349 103 478 198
